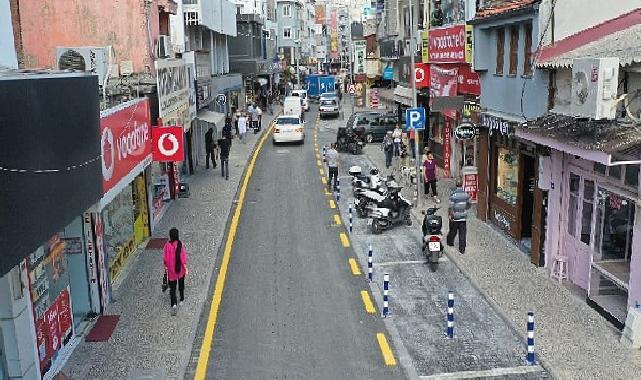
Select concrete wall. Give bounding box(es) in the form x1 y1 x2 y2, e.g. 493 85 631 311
474 13 549 119
0 266 39 379
18 0 162 72
539 0 641 44
276 1 302 49
0 0 17 69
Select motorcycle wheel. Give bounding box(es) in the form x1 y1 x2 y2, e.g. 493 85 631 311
371 219 383 234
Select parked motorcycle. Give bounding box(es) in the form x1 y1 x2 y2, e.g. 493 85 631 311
422 207 443 272
369 184 413 234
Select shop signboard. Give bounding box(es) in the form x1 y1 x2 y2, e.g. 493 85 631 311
152 126 185 162
463 170 478 203
383 67 394 80
430 65 459 119
421 31 429 63
454 122 476 140
155 58 188 126
426 24 470 64
415 63 430 88
444 118 452 178
456 64 480 95
481 114 515 136
34 287 73 372
353 40 366 75
100 98 153 200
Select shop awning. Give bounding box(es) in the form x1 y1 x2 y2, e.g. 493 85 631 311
516 113 641 166
393 86 414 107
197 110 225 127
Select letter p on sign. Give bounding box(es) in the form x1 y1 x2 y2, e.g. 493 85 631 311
405 107 426 130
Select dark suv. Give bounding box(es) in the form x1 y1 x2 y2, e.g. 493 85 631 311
346 112 398 143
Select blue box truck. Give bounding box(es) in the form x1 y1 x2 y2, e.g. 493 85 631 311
306 74 336 101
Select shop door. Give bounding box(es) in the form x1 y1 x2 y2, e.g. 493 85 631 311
531 189 548 266
476 132 489 220
520 154 536 253
133 175 150 246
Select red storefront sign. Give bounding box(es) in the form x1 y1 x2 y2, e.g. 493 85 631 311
464 173 478 202
429 24 467 63
152 126 185 162
415 63 430 88
443 119 452 178
430 65 459 119
35 288 73 371
456 64 481 95
100 99 152 195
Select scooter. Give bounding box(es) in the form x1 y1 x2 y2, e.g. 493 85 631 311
422 207 443 272
354 175 397 218
352 167 381 196
369 185 413 234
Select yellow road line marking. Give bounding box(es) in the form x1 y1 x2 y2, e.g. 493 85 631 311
376 333 397 366
194 123 274 379
360 290 376 314
348 257 361 275
316 154 321 159
317 159 322 167
320 168 324 176
339 232 350 247
329 199 336 209
321 177 327 185
334 214 342 225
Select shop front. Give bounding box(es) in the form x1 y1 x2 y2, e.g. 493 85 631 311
98 98 153 285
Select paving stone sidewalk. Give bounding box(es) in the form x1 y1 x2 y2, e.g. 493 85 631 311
361 144 641 380
62 110 280 380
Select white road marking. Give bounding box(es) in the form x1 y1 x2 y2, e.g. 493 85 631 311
419 365 544 379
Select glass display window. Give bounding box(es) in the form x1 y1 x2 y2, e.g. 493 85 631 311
102 184 135 281
593 189 635 262
495 147 519 206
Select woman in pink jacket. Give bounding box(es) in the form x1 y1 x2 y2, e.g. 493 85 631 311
163 228 188 314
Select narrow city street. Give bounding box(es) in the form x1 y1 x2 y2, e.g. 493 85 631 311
187 109 403 379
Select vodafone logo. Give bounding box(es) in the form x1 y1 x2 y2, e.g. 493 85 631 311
415 67 426 83
158 133 179 157
101 128 115 181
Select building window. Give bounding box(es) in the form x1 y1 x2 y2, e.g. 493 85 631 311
625 164 639 188
523 23 533 76
594 189 635 261
283 27 292 39
496 148 518 205
593 162 639 189
509 26 519 76
581 179 595 244
568 173 580 236
495 28 505 75
283 4 291 17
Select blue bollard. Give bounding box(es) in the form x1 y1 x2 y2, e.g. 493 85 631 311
349 204 353 232
367 245 373 282
447 291 454 338
382 273 389 318
336 177 340 201
527 312 536 364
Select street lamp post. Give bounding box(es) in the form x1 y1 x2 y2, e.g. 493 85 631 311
295 40 301 89
408 0 421 207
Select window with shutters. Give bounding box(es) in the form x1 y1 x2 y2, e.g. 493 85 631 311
509 26 519 76
523 23 533 76
495 28 505 75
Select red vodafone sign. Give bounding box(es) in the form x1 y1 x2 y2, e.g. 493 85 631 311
415 63 430 88
152 126 184 162
100 99 152 195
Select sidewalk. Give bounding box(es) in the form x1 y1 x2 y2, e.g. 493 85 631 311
61 109 280 380
362 144 641 379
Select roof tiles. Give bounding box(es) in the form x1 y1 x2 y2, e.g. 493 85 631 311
475 0 539 19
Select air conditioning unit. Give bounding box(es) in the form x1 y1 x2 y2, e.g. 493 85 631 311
571 57 620 120
157 35 171 58
56 46 109 84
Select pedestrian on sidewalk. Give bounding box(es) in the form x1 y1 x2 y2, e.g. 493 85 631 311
238 112 248 143
382 131 394 169
447 178 471 254
326 143 339 191
163 228 189 315
423 151 439 202
205 128 217 169
392 125 402 157
223 117 233 141
219 136 231 180
234 109 240 136
255 105 263 132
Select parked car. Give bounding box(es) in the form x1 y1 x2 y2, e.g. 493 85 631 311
273 115 305 144
346 111 398 143
319 98 340 118
291 89 309 111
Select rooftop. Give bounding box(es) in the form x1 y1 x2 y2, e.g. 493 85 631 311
473 0 539 20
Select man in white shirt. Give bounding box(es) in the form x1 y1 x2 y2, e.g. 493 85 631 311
255 106 263 132
237 112 248 143
326 143 339 191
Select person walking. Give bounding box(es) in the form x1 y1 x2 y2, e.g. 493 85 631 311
423 151 439 202
163 228 188 315
392 125 402 157
204 128 217 169
326 143 339 191
255 105 263 132
234 109 240 136
446 178 471 254
219 135 231 180
238 112 248 143
223 117 233 140
382 131 394 169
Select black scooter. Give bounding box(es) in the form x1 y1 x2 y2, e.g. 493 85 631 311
369 185 413 234
422 207 443 272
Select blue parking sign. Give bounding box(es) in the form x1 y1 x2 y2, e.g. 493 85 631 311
405 107 426 130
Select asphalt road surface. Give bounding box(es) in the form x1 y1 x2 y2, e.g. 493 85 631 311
192 108 404 379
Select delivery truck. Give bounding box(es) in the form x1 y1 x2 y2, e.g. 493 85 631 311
306 74 336 101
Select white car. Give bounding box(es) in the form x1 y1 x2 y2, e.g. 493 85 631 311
319 98 340 118
273 115 305 144
291 89 309 111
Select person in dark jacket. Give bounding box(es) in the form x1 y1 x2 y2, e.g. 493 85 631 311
222 117 233 140
447 178 471 254
218 136 231 180
204 128 217 169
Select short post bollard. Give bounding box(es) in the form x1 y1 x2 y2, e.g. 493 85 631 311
382 273 389 318
322 145 327 162
336 177 341 201
349 204 353 232
447 291 454 338
527 312 536 365
367 245 373 282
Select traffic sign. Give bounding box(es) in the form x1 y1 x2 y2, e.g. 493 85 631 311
348 84 356 95
405 107 426 130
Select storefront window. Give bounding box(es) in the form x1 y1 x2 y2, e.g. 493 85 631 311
495 148 518 205
568 173 580 236
594 188 635 261
625 164 639 188
103 185 135 282
580 180 595 244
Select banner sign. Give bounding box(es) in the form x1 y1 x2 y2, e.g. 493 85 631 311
415 63 430 88
155 58 188 125
427 24 470 63
430 65 459 98
353 40 366 74
152 126 185 162
100 99 152 196
444 118 452 178
35 287 73 371
456 64 481 95
464 172 478 202
315 5 325 24
421 31 429 63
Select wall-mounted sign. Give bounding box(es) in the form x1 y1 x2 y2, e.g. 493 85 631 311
155 58 188 126
216 94 227 106
426 24 471 64
152 126 184 162
454 122 476 140
481 114 515 136
415 63 430 88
